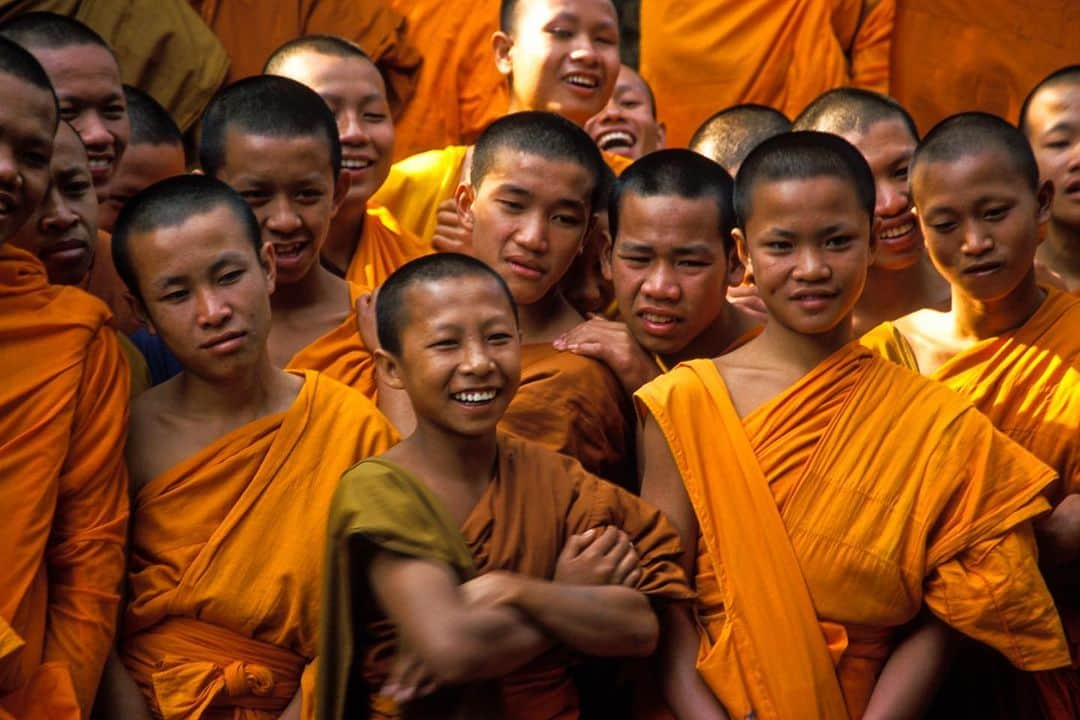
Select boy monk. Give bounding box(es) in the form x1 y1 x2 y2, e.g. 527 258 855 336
371 0 630 252
200 75 381 397
556 149 760 394
688 103 790 175
638 131 1070 720
97 175 397 719
1020 65 1080 292
793 87 950 336
585 64 666 161
0 37 129 718
264 35 428 287
893 112 1080 715
320 252 691 718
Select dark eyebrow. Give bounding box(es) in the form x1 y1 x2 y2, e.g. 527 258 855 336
617 241 656 254
493 183 532 198
1042 120 1076 135
673 243 717 256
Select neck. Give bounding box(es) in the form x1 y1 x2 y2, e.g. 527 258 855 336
271 263 340 310
408 421 499 490
1039 220 1080 277
756 314 854 374
858 258 932 319
951 269 1046 340
323 199 367 276
518 289 579 342
174 353 292 421
665 302 758 365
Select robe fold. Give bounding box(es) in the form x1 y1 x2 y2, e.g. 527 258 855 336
858 320 918 369
639 0 894 148
322 432 692 720
501 343 635 490
343 206 429 289
120 370 398 719
635 344 1070 719
0 245 129 718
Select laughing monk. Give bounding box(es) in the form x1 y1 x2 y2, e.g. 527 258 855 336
638 131 1070 720
320 252 690 718
0 37 128 719
96 175 396 719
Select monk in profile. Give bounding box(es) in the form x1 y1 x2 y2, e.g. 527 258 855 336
688 103 790 175
265 35 427 287
585 64 665 161
1020 65 1080 292
95 174 396 718
0 36 129 718
638 131 1070 719
320 252 691 718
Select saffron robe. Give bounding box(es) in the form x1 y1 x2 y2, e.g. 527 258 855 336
120 370 397 719
639 0 893 148
323 432 692 720
635 345 1069 719
0 246 129 718
501 343 636 490
343 207 429 289
858 320 918 369
82 229 141 335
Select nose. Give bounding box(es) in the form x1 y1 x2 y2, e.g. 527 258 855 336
194 286 231 328
641 261 680 302
264 196 302 236
513 213 549 253
0 143 18 190
569 36 600 66
40 187 78 233
75 111 111 150
875 177 909 220
791 245 832 282
338 109 372 147
460 337 495 376
1067 140 1080 172
961 221 994 256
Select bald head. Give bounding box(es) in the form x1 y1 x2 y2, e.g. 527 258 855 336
1019 64 1080 134
689 104 790 174
794 88 918 141
0 11 112 55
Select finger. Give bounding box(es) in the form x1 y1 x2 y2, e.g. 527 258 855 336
563 528 596 556
393 655 428 702
584 525 619 556
622 567 643 588
611 542 640 583
563 341 609 362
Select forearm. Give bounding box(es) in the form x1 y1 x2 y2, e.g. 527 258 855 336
659 602 730 720
1036 493 1080 567
94 650 154 720
434 604 552 682
863 615 955 720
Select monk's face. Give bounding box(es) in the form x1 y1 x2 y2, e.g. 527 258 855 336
585 65 664 160
914 151 1051 303
494 0 620 126
1023 82 1080 233
131 204 276 381
841 118 922 271
0 70 56 242
561 209 613 315
98 141 186 233
33 43 128 192
458 150 593 305
271 52 394 206
10 122 96 284
609 192 738 355
391 275 521 437
736 176 873 336
215 128 347 286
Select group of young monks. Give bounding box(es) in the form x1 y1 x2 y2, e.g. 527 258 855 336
0 1 1077 719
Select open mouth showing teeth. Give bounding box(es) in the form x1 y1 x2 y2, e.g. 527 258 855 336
452 390 497 404
880 221 915 240
598 130 635 151
565 74 599 89
88 158 111 171
342 158 374 171
275 241 307 258
641 312 676 325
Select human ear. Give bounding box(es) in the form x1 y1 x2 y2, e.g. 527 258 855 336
374 348 407 390
455 182 477 232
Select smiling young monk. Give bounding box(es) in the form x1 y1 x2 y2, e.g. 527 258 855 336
637 131 1070 720
320 252 690 719
584 64 665 161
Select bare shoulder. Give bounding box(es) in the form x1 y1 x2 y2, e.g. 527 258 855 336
126 380 179 496
894 308 963 376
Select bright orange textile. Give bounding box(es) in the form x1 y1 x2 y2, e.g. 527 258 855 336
0 245 129 718
120 370 397 718
636 345 1070 719
344 206 429 289
639 0 894 148
859 320 918 369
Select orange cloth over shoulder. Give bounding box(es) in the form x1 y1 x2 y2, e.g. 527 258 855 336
120 370 397 719
344 206 429 289
635 345 1069 719
83 228 141 335
0 246 129 718
639 0 893 148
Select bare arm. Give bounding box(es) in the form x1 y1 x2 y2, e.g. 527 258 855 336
862 614 955 720
1036 493 1080 567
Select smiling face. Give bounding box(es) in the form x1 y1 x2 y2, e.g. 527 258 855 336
913 150 1050 303
1024 82 1080 234
98 140 186 232
585 65 664 159
129 204 275 382
494 0 620 126
0 70 56 243
459 149 593 305
214 128 347 286
33 43 128 192
736 176 873 336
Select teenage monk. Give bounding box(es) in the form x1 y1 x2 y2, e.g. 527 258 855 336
0 36 128 719
1021 65 1080 293
585 64 665 161
371 0 632 253
555 149 760 395
93 175 396 719
890 112 1080 717
638 131 1071 720
560 163 616 318
265 35 428 287
794 87 950 337
200 75 381 398
688 104 790 175
320 252 691 718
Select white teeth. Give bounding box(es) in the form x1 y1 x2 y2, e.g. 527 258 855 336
880 221 914 240
598 130 634 150
453 390 496 404
342 158 374 170
276 242 304 255
88 158 110 170
565 74 598 89
642 313 675 324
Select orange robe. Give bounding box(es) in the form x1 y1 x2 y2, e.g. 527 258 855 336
890 1 1080 134
639 0 893 148
120 370 397 719
635 345 1069 719
501 343 635 490
0 245 129 719
387 0 507 160
325 432 692 719
343 206 429 289
81 228 141 335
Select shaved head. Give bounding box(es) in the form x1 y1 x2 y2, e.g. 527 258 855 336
793 87 918 141
1019 64 1080 134
689 104 790 174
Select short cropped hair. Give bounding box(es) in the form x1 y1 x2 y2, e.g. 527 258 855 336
912 112 1040 196
611 148 735 251
263 33 373 74
123 85 182 147
734 131 875 227
198 75 341 178
0 11 114 57
0 34 57 121
793 87 919 142
1018 64 1080 135
376 253 518 356
471 111 606 212
689 104 790 172
112 174 261 304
